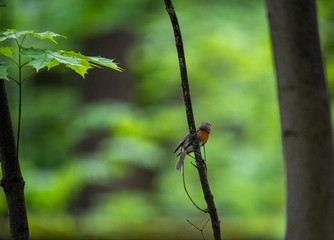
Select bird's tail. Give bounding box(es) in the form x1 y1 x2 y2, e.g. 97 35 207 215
176 149 186 173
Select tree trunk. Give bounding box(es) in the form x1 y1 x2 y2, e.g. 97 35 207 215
266 0 334 239
0 77 29 240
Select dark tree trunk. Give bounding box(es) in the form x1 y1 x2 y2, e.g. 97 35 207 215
266 0 334 239
0 78 29 240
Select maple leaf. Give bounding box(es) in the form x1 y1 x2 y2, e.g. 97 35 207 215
0 29 64 44
0 47 16 58
58 50 123 77
0 65 8 80
21 47 82 72
0 29 123 79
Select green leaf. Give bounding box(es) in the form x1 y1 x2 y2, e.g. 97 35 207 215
0 29 33 41
66 60 94 78
0 47 15 58
59 50 123 73
48 51 82 66
20 47 47 56
46 59 60 70
20 47 53 71
88 56 122 71
0 29 64 44
14 45 122 78
28 56 53 72
21 47 82 72
0 65 8 80
29 31 64 44
58 51 95 78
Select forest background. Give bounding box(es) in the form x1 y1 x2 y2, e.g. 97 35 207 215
0 0 333 239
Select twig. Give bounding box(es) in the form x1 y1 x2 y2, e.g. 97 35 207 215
21 61 30 68
190 161 198 169
20 35 26 47
187 218 211 240
16 83 22 159
21 70 36 84
7 57 19 67
7 76 20 85
14 34 29 159
163 1 221 239
16 41 23 159
182 164 208 213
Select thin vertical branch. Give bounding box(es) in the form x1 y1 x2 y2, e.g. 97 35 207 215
163 1 221 239
16 43 23 158
16 84 22 158
15 34 27 160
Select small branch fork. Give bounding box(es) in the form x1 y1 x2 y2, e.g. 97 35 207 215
187 218 210 240
163 1 221 240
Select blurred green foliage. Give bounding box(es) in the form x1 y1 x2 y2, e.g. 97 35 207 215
0 0 333 239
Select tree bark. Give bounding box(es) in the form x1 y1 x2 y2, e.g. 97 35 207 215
0 76 29 239
266 0 334 239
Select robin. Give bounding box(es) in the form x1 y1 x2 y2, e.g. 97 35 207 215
174 121 211 173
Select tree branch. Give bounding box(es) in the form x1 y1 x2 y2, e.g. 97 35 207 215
163 1 221 239
182 164 208 213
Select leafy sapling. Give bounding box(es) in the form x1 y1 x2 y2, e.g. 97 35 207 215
0 29 122 157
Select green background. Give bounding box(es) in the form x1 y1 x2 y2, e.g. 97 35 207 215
0 0 333 239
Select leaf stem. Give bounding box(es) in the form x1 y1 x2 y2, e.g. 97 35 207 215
20 35 27 47
16 40 23 158
16 82 22 158
21 61 30 68
21 70 36 84
15 39 20 48
7 57 19 67
7 76 20 85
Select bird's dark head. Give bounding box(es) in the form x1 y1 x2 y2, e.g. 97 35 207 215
200 121 211 133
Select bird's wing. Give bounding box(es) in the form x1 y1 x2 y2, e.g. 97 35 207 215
173 132 190 153
173 126 200 153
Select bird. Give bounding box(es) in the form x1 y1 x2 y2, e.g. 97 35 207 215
174 121 211 173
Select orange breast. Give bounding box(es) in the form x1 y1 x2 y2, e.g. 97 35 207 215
197 130 210 144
